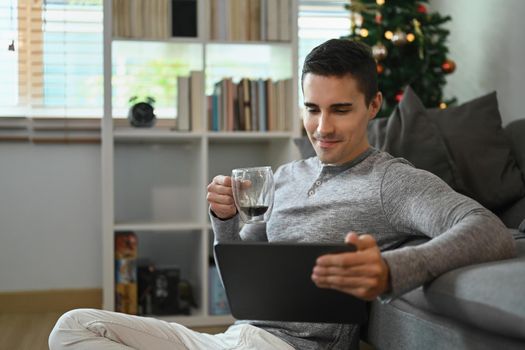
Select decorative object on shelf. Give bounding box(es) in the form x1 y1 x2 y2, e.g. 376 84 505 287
137 261 198 316
151 265 182 315
343 0 457 117
115 232 138 315
128 96 156 128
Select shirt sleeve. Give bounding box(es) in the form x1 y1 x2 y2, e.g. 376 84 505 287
379 161 517 298
210 210 269 243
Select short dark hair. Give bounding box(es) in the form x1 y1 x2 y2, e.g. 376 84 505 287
301 39 378 105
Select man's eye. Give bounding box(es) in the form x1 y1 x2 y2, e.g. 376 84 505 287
307 108 320 113
334 109 350 114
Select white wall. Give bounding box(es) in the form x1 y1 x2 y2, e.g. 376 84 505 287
0 144 101 292
429 0 525 125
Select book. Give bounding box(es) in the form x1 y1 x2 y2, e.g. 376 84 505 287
279 0 291 41
260 0 267 41
250 79 258 131
266 0 279 41
257 79 266 131
248 0 261 41
176 76 191 131
172 0 197 37
226 78 235 131
265 78 274 131
210 94 219 131
240 78 251 131
190 70 204 131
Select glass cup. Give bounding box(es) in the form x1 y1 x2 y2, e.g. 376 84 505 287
231 166 275 223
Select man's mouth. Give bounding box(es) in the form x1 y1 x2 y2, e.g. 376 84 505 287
315 138 340 149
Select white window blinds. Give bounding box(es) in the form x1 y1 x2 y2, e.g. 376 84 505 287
0 0 103 142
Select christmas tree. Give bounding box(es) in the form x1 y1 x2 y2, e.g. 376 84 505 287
342 0 457 117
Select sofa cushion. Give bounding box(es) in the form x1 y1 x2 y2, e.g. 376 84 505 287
498 196 525 229
368 86 459 188
401 236 525 339
504 119 525 179
427 92 525 211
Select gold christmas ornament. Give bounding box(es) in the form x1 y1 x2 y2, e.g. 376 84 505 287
360 28 369 37
384 30 394 40
376 0 385 5
406 33 416 42
372 43 388 60
391 29 407 46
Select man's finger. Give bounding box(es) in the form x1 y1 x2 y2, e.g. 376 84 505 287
346 233 377 251
312 275 375 290
312 264 383 278
207 182 234 196
207 192 235 205
213 175 232 187
316 250 369 267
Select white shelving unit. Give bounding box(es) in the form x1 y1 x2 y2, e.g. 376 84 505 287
102 0 300 326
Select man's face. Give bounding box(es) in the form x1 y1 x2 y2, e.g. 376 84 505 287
302 73 381 165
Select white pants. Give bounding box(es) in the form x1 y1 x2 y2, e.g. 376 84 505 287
49 308 295 350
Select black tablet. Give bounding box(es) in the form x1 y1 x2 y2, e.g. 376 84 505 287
214 241 367 324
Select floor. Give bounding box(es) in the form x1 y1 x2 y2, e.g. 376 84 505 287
0 312 374 349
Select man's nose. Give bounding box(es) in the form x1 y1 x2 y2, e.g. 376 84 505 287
317 112 334 136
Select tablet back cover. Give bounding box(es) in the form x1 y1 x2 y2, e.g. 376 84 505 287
214 242 367 324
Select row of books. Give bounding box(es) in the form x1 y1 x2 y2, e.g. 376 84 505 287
207 77 293 132
112 0 197 39
210 0 292 42
112 0 292 42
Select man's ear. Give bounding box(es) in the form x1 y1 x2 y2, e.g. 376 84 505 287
368 92 383 120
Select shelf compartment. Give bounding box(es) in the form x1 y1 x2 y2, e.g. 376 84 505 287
208 138 292 181
130 230 204 319
205 43 292 95
111 41 203 119
114 142 203 223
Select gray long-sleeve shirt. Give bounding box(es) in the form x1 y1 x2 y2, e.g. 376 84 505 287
211 148 516 349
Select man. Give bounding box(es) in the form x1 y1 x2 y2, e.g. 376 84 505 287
49 39 516 350
206 38 516 349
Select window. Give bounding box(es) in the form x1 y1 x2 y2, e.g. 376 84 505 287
298 0 350 104
0 0 103 119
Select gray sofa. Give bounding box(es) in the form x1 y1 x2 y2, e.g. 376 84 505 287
364 117 525 350
295 90 525 349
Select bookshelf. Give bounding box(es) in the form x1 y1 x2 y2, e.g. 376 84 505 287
102 0 300 327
